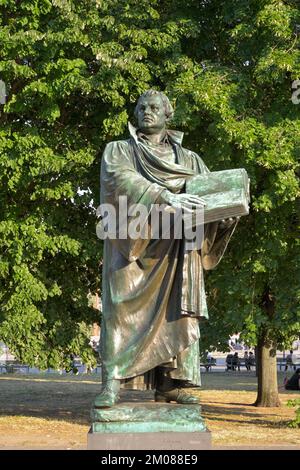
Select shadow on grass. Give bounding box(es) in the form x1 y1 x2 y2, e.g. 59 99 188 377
202 403 262 418
0 375 154 424
0 373 295 427
202 403 289 428
0 376 101 424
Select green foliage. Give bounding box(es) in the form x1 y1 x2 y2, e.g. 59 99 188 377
0 0 299 367
0 0 106 369
175 0 300 352
287 399 300 428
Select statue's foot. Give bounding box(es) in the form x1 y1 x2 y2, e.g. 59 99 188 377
94 380 120 408
154 388 199 404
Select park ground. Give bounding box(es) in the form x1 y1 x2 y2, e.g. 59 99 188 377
0 371 299 450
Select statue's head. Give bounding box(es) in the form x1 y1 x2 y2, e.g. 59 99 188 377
134 90 174 134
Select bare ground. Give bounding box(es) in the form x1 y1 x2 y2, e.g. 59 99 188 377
0 371 299 449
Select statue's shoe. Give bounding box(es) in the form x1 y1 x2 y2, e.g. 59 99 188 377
154 388 199 404
93 388 120 408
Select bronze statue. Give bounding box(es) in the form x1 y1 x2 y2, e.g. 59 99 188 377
94 90 238 408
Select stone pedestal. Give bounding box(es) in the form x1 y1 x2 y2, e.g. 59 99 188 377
88 402 211 450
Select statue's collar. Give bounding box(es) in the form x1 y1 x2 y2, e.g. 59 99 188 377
128 122 184 145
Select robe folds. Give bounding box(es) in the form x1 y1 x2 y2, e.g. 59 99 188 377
100 125 237 389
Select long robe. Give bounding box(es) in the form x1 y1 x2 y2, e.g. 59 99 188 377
100 124 237 389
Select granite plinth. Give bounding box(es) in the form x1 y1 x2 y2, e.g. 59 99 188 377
88 402 211 450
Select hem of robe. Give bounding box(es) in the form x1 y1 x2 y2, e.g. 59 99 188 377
120 375 202 391
119 337 201 391
102 316 200 381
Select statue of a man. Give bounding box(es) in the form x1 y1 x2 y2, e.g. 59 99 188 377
94 90 237 408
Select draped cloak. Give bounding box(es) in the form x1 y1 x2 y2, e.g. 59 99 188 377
100 124 237 389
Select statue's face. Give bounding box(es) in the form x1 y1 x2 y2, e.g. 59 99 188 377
136 94 166 134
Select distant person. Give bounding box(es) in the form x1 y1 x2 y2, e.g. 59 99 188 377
201 351 215 371
244 351 250 371
226 353 234 371
285 350 296 371
207 352 216 370
206 352 216 363
232 352 240 371
248 351 256 369
201 350 210 362
285 368 300 391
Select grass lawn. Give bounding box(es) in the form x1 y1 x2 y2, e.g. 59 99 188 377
196 372 300 448
0 371 299 449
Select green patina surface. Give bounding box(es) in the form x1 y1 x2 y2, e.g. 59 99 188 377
91 403 207 434
186 168 250 223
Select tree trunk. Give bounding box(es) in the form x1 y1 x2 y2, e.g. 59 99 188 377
254 346 258 377
254 329 281 407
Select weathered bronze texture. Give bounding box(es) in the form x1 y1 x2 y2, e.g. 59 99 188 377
186 168 250 223
91 403 207 433
96 90 247 408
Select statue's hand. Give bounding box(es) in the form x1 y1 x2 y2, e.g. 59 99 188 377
161 190 206 214
219 217 240 229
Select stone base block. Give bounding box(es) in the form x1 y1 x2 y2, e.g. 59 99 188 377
87 429 211 450
88 401 211 450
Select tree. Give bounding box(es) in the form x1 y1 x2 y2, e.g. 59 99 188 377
174 0 300 407
0 0 106 369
